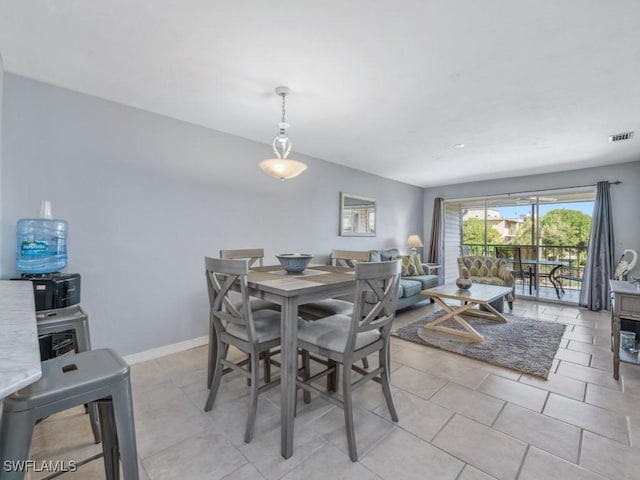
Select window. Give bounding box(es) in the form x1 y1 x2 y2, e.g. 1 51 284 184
446 187 595 303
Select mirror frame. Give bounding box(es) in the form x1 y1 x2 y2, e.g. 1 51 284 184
339 192 377 237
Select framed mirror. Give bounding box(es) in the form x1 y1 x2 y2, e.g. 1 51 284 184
340 193 376 236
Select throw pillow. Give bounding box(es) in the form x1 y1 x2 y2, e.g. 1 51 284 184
411 254 426 275
401 255 424 276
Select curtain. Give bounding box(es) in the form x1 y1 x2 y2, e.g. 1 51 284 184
428 197 444 283
579 181 615 310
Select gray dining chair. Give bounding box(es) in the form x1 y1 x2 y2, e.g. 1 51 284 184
209 249 282 389
296 260 402 461
203 257 282 443
220 248 281 314
297 249 371 320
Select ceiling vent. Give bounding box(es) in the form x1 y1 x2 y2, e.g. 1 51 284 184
609 131 634 143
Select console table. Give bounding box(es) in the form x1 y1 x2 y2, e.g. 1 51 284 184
0 281 41 398
609 279 640 380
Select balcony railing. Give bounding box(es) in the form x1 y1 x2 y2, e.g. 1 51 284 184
461 243 586 295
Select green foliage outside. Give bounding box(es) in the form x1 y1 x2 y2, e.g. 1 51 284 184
464 209 591 265
539 209 591 247
462 218 502 245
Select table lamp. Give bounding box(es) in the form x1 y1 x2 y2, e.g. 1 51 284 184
407 235 423 255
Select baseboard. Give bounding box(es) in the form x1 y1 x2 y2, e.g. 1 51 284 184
123 335 208 365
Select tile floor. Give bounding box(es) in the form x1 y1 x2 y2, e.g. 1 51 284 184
24 298 640 479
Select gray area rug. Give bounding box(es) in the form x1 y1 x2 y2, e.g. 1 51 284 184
392 310 567 378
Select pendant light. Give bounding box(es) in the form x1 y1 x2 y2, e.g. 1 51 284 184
259 86 308 180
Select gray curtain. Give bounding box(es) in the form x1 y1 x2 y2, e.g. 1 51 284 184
579 181 615 310
428 197 444 283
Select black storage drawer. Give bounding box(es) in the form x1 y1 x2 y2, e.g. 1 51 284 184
13 273 81 311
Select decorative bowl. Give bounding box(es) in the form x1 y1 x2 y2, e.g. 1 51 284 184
276 253 314 274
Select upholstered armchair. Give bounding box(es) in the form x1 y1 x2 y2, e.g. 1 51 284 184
457 256 515 309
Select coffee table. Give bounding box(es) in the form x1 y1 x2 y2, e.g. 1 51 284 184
421 283 513 342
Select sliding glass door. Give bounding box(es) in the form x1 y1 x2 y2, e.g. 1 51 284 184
446 187 595 303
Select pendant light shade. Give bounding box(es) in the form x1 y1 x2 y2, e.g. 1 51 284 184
259 86 308 181
259 158 307 180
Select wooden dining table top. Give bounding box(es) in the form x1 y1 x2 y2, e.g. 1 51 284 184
247 264 356 297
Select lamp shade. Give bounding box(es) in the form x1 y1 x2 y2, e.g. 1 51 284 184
259 159 308 181
407 235 423 249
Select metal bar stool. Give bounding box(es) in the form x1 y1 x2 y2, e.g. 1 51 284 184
0 349 139 480
35 304 101 444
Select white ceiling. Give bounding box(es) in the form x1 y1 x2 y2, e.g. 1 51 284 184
1 1 639 187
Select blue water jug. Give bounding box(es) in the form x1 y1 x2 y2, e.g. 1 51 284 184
16 218 68 274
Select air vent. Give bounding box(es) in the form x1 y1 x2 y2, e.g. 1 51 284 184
609 131 634 142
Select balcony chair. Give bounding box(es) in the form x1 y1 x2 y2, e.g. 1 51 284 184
495 246 534 294
296 260 402 461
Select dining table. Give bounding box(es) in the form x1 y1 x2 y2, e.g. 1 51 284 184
0 281 42 399
245 264 357 459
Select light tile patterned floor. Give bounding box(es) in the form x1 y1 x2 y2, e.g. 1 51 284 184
25 298 640 479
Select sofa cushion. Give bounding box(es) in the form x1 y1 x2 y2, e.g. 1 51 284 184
381 248 400 261
369 250 382 262
399 278 422 298
404 274 439 290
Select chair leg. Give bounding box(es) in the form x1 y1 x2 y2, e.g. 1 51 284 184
0 408 37 480
244 351 261 443
111 376 139 480
342 362 358 462
263 350 271 384
327 360 339 392
379 346 398 422
302 350 311 404
207 315 216 389
361 357 369 369
88 401 102 444
205 339 226 412
97 400 119 480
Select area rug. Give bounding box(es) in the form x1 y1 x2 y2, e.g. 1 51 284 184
392 310 566 378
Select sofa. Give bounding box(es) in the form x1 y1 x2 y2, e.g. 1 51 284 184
369 249 440 309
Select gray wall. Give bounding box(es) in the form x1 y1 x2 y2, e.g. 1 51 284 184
423 161 640 279
1 74 424 355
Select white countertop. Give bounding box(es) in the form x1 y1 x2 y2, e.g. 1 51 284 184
0 280 41 398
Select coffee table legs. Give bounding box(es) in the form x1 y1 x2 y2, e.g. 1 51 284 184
424 297 507 342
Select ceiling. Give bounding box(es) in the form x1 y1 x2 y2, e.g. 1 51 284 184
1 1 639 188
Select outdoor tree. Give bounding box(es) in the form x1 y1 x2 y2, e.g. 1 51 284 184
539 209 591 245
463 218 502 245
512 210 591 246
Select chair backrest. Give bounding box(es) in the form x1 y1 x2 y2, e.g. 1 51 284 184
220 248 265 268
457 255 506 277
330 249 371 268
511 246 524 275
346 260 401 353
519 245 537 261
205 256 258 342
